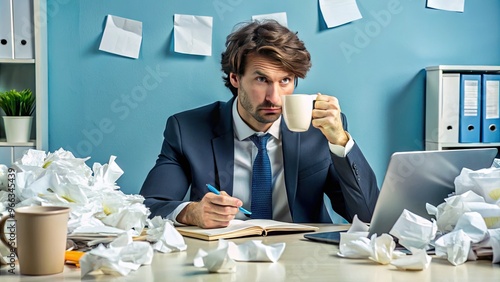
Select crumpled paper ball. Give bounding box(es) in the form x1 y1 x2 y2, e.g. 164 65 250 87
390 209 437 250
0 164 9 190
390 248 432 270
194 239 286 273
435 229 472 266
146 216 187 253
455 167 500 204
80 232 154 277
369 233 396 265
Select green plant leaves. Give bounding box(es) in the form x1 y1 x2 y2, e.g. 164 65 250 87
0 89 35 116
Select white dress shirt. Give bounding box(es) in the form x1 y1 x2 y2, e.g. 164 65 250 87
168 97 354 224
231 99 291 221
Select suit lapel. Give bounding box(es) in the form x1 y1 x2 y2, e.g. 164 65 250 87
281 123 300 219
212 97 236 195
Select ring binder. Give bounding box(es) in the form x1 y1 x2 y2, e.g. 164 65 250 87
459 74 481 143
12 0 34 59
0 0 14 59
481 74 500 143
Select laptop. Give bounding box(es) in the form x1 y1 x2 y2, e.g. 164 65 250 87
304 148 498 244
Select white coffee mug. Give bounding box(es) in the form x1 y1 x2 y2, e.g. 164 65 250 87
281 94 317 132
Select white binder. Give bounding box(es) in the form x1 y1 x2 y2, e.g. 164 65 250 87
12 0 34 59
0 0 14 59
440 73 460 143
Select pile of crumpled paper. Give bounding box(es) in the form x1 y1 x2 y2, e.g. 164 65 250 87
3 148 148 234
336 166 500 270
0 148 187 277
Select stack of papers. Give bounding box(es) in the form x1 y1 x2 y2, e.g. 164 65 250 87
68 225 146 246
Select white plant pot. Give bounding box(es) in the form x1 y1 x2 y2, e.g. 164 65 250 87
3 116 33 143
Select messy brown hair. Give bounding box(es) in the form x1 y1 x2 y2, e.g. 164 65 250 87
221 20 312 96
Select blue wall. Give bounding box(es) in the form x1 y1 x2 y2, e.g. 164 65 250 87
47 0 500 194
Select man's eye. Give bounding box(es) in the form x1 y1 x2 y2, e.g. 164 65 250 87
281 78 291 84
257 77 267 83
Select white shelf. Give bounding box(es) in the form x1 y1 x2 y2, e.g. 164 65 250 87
0 59 35 64
0 139 35 147
426 142 500 150
426 65 500 72
0 0 47 165
425 65 500 151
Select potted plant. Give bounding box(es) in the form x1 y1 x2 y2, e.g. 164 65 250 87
0 89 35 143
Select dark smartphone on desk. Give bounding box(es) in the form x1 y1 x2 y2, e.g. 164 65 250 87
303 231 346 244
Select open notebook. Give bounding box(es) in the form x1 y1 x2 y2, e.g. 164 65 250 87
176 219 318 241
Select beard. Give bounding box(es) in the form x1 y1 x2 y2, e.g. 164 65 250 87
238 89 280 125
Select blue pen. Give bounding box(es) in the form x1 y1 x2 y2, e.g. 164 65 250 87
205 184 252 215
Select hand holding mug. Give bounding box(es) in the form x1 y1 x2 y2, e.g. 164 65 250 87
311 93 349 146
282 93 348 146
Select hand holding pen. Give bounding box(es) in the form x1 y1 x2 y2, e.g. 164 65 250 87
206 184 252 215
177 184 250 228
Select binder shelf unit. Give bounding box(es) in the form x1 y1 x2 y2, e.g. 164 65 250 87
0 0 47 165
425 65 500 151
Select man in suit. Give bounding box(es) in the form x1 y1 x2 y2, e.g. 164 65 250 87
140 20 379 228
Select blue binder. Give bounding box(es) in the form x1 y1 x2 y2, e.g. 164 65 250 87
481 74 500 143
459 74 481 143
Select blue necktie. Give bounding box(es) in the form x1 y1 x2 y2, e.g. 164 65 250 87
249 133 272 219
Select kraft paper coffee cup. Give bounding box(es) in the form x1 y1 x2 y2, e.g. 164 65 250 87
0 206 70 275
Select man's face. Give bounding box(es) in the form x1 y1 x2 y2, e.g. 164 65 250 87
230 53 295 132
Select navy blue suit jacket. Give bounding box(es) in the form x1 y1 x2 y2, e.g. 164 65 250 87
140 97 379 223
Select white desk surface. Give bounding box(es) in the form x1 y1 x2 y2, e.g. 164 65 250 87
1 224 499 281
